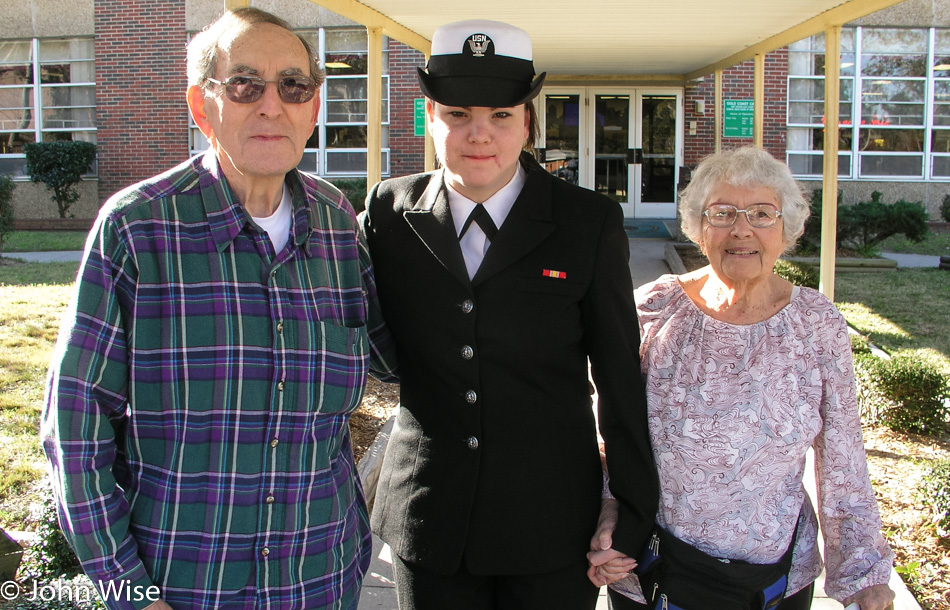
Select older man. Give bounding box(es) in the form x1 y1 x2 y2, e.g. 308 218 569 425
41 7 395 609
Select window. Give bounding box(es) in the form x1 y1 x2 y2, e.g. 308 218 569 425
0 38 96 177
787 27 950 180
190 27 391 178
317 28 390 176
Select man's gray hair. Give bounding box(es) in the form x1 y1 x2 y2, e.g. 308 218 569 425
187 7 325 89
679 146 810 251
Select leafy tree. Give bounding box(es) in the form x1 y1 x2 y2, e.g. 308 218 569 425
0 175 14 259
24 141 97 218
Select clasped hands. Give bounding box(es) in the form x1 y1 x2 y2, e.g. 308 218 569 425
586 498 635 587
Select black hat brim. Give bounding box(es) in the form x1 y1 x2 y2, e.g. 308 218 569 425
417 69 546 108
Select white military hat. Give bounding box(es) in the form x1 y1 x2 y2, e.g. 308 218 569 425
417 20 546 107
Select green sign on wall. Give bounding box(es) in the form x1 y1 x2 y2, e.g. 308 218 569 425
414 99 426 136
723 99 754 138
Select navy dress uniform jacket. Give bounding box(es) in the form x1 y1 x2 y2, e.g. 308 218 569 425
362 155 658 576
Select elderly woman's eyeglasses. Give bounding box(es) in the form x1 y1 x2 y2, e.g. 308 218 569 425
206 74 316 104
703 203 783 228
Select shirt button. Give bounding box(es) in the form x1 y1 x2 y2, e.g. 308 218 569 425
270 439 279 448
465 390 477 404
266 495 275 504
461 345 474 360
461 300 474 314
467 436 479 450
277 381 285 391
261 548 270 557
276 322 284 333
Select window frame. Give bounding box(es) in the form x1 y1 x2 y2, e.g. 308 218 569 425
786 26 950 181
0 37 97 178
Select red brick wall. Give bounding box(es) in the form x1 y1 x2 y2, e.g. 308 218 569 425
388 41 426 177
684 48 789 167
95 0 190 202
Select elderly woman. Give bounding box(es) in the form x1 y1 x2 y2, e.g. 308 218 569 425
589 146 895 610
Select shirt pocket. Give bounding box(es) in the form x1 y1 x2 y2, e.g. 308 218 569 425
313 321 369 415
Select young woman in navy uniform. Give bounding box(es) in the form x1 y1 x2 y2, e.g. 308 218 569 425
362 20 658 610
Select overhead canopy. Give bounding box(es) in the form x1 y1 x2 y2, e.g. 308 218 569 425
310 0 906 80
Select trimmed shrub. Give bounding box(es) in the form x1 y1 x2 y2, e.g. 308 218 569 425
327 178 368 215
849 333 872 356
802 189 929 254
854 353 950 435
919 459 950 536
773 259 818 289
19 481 82 581
0 175 14 257
24 141 97 218
941 193 950 223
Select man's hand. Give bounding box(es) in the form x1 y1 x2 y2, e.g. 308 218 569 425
842 584 895 610
586 498 637 586
144 600 174 610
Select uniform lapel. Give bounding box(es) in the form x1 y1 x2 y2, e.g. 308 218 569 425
403 173 471 287
473 168 554 285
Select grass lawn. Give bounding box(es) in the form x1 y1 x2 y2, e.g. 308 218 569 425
0 260 78 528
3 231 88 253
877 229 950 257
835 268 950 377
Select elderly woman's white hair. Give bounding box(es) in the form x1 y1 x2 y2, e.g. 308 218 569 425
679 147 810 251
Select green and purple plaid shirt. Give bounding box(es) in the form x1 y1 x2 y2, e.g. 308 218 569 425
42 152 397 609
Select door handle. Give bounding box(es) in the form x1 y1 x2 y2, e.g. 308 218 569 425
626 148 643 164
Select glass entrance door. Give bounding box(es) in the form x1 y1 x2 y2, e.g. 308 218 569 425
540 88 681 219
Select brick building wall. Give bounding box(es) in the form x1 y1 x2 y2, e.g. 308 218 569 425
95 0 190 202
388 40 426 178
684 48 789 167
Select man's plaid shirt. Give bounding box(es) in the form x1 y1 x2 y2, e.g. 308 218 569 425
42 152 397 609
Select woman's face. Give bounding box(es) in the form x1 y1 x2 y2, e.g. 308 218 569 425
426 101 529 203
700 182 788 287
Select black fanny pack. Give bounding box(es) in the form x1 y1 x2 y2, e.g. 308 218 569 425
634 521 799 610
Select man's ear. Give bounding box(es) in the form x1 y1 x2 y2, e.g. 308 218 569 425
187 85 215 139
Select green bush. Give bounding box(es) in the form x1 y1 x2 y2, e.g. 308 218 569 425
919 459 950 536
854 353 950 435
24 141 97 218
19 481 82 581
327 178 368 215
802 189 929 254
773 259 818 289
941 193 950 223
0 175 15 257
849 333 872 356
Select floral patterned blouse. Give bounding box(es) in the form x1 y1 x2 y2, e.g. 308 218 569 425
610 274 893 603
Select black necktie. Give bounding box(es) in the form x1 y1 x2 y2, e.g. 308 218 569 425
458 205 498 241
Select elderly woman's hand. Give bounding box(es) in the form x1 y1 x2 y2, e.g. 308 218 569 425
842 583 895 610
586 498 638 586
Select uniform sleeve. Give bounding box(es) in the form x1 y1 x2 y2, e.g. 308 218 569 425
585 202 659 558
358 204 399 382
811 305 894 601
40 217 158 610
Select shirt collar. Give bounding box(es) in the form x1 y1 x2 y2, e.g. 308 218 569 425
447 163 526 237
199 150 314 254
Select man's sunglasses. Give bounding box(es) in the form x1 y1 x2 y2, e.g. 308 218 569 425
206 74 317 104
